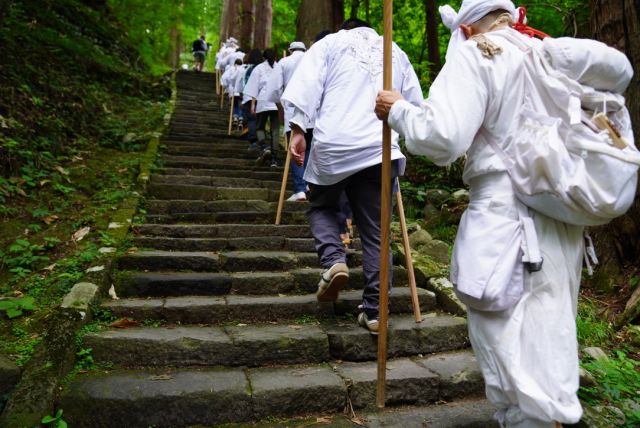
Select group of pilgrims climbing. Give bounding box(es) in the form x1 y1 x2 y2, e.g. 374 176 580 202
202 0 637 427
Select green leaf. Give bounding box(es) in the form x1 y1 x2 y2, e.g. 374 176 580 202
57 421 67 428
41 415 56 423
6 307 23 318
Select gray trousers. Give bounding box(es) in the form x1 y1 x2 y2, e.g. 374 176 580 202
307 161 399 319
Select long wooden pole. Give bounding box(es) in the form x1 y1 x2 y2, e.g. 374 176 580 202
220 86 225 109
396 186 422 323
216 69 221 94
227 95 235 135
376 0 393 409
275 133 292 225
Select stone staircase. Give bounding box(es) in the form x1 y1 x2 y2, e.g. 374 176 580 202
60 70 496 427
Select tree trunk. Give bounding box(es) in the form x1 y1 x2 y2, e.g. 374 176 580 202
240 0 254 50
229 0 242 41
425 0 441 82
253 0 272 49
220 0 231 41
167 1 183 69
296 0 344 47
350 0 360 19
588 0 640 295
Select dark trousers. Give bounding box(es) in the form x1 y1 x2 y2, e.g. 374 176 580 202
286 129 313 193
256 110 280 161
307 161 399 318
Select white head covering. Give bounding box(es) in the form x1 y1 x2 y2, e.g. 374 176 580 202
439 0 517 61
288 41 306 52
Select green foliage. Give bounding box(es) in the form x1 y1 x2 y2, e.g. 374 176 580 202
42 409 68 428
580 351 640 427
75 347 96 371
577 299 613 348
0 296 36 319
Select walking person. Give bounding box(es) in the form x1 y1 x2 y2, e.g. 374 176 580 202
264 41 309 201
244 49 280 167
282 19 423 333
375 1 634 426
191 35 208 72
238 49 263 148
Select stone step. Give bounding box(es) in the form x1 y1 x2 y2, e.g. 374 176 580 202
61 351 482 427
162 147 257 159
116 249 366 273
148 184 280 202
145 199 306 215
104 288 435 323
132 223 312 238
84 313 466 368
162 155 285 170
113 262 403 298
160 167 284 181
132 235 357 252
145 210 308 225
151 174 285 190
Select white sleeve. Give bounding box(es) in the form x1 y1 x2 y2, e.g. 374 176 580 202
263 63 284 104
243 65 261 99
388 44 488 166
282 38 329 120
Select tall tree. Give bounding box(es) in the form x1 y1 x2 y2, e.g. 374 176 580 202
588 0 640 299
254 0 272 48
240 0 254 50
424 0 440 81
168 0 183 69
296 0 344 47
350 0 360 19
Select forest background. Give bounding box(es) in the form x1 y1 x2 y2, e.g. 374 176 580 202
0 0 638 426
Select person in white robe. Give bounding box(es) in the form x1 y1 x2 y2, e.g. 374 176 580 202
244 49 280 166
221 58 244 124
264 41 309 201
374 0 633 426
282 19 422 333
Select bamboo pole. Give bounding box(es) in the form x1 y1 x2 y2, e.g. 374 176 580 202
275 133 292 225
395 186 422 323
227 95 235 135
376 0 393 409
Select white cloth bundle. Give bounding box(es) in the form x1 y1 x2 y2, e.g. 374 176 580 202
439 0 517 61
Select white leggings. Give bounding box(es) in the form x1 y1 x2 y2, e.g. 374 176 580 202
466 192 584 426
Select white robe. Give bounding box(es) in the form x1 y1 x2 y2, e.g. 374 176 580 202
388 27 584 426
264 50 306 132
243 60 278 113
282 27 423 186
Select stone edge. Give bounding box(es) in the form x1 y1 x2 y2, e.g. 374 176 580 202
0 72 177 428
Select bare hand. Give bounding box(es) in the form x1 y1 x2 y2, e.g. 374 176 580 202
289 129 307 166
375 90 404 121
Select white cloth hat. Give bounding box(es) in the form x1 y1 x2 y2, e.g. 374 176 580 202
439 0 517 61
289 41 306 51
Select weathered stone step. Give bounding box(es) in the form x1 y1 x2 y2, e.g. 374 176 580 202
132 223 312 239
161 167 284 181
113 264 406 298
117 249 366 273
151 175 285 190
162 155 285 170
132 235 357 252
85 312 465 368
148 184 280 202
145 199 306 215
104 288 434 323
163 147 256 159
61 351 481 427
145 210 307 225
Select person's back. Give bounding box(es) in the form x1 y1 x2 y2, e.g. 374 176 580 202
283 26 422 185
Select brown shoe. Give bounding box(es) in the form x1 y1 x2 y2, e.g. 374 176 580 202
316 262 349 302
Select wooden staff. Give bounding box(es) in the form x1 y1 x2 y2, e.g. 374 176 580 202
275 133 292 225
377 0 393 409
396 184 422 323
220 87 225 109
216 69 220 94
227 95 235 135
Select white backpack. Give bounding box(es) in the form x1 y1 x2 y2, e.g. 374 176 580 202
489 31 640 226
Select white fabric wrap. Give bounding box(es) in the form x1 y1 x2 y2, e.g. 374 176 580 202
439 0 517 61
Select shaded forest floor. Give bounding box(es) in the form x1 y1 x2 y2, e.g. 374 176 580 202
0 0 638 427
